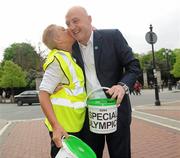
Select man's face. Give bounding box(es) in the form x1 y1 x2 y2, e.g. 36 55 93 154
65 8 92 45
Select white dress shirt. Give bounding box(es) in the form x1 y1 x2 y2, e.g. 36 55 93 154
79 32 106 98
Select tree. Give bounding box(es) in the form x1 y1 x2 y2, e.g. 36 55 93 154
36 42 47 72
0 61 27 102
3 42 40 71
139 53 152 70
172 52 180 78
3 42 45 88
0 63 3 78
26 69 37 88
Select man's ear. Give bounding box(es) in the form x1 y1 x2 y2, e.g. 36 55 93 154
88 15 92 23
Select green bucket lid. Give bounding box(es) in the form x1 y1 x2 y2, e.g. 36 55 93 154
86 98 116 106
63 135 96 158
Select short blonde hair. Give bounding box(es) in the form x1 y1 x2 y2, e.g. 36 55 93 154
42 24 59 50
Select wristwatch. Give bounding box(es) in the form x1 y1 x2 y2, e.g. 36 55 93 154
118 82 129 94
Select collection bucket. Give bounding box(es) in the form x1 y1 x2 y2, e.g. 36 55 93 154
86 87 118 134
55 135 96 158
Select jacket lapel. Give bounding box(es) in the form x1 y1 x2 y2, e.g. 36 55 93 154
72 42 84 71
72 31 103 76
93 30 103 74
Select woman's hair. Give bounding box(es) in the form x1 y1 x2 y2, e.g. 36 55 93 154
42 24 59 50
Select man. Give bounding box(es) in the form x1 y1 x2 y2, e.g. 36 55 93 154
65 6 141 158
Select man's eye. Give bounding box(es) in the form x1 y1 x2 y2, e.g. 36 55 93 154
72 19 79 24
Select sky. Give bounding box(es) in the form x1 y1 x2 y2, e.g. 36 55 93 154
0 0 179 61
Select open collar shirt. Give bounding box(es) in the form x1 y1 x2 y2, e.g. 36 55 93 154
78 32 105 97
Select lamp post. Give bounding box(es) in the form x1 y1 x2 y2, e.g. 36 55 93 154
163 49 172 90
145 24 161 106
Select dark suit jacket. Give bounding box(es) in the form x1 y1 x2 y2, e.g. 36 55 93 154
72 29 141 125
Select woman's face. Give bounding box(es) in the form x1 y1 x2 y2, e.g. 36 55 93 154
55 26 75 50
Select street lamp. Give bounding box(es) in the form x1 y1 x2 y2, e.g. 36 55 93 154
163 49 172 90
145 24 161 106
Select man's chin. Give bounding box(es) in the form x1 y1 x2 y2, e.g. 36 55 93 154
74 37 81 42
73 34 81 42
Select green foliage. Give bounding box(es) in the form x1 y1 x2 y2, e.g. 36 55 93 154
3 42 45 88
0 64 3 78
139 52 152 70
0 61 27 88
172 50 180 78
3 42 40 71
29 80 36 88
133 53 143 68
3 46 15 60
139 48 176 73
26 69 37 89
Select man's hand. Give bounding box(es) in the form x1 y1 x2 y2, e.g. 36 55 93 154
106 85 125 106
54 83 63 93
52 125 69 148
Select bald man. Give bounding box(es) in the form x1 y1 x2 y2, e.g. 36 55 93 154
65 6 141 158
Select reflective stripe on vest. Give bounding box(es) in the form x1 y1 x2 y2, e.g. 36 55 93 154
51 98 85 109
55 52 84 96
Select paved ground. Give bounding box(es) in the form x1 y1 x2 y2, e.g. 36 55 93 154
0 119 7 130
0 101 180 158
131 102 180 158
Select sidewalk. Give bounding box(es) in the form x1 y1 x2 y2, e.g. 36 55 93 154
0 102 180 158
131 101 180 158
0 119 8 131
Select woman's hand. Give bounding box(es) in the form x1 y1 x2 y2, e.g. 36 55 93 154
52 125 69 148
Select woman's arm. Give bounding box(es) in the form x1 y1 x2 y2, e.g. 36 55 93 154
39 90 68 148
39 59 69 147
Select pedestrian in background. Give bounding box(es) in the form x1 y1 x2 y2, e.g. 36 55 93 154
2 90 6 103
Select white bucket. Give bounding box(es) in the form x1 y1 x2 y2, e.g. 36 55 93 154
55 135 96 158
87 87 118 134
56 146 75 158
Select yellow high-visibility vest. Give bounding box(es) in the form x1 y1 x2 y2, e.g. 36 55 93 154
43 49 86 132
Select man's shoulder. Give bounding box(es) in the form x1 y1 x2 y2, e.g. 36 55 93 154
95 29 120 34
94 29 122 39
